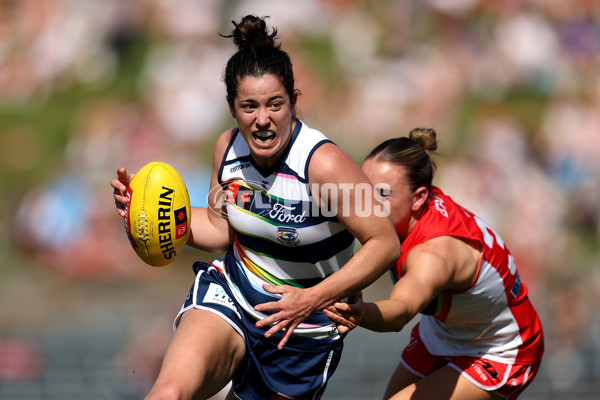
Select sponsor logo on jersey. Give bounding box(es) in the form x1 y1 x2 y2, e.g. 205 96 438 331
269 203 307 224
203 283 239 316
276 227 300 246
229 162 252 173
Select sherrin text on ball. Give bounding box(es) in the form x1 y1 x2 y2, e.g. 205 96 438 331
124 161 191 266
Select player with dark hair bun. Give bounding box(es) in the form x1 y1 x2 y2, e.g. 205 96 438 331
111 15 400 400
325 127 544 400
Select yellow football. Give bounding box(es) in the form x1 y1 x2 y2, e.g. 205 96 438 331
124 161 191 267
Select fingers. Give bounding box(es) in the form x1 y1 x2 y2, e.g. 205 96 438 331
262 319 285 339
112 167 132 192
332 302 353 312
276 322 298 350
254 284 315 350
322 307 345 322
253 285 286 325
254 304 281 328
337 326 351 335
261 284 285 296
116 167 129 181
113 194 129 217
323 304 359 335
322 310 352 335
112 167 132 217
260 320 296 350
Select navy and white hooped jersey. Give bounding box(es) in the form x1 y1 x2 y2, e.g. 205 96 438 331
217 119 355 341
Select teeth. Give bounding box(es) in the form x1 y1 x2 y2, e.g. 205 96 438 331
255 131 274 139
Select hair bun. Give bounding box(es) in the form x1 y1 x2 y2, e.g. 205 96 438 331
227 15 278 50
409 127 438 153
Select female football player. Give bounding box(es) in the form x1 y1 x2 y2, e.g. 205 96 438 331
324 127 544 399
112 15 400 400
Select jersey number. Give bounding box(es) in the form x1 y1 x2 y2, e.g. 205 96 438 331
473 216 517 276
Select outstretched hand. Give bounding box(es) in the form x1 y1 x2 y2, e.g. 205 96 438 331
111 167 134 217
323 292 364 335
254 284 319 350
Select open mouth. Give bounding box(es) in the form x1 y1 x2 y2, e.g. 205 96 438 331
253 130 276 144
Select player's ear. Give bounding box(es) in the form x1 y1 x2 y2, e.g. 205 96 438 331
227 96 236 118
412 186 429 211
291 89 300 117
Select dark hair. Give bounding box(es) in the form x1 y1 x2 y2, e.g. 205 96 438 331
221 15 297 106
365 127 438 193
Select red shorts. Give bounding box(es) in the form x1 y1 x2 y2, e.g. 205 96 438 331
402 324 541 399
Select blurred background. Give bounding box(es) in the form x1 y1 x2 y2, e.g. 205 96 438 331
0 0 599 398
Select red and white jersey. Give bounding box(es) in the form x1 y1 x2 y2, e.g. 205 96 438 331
394 187 544 364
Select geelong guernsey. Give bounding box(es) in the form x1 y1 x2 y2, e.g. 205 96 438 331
394 187 544 364
217 119 355 341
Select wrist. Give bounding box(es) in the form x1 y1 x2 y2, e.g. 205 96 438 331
304 285 331 311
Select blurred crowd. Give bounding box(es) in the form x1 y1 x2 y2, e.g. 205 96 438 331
1 0 599 397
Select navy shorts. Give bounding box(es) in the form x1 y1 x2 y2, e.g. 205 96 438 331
175 260 343 400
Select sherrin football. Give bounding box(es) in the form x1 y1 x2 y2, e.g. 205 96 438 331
124 161 191 267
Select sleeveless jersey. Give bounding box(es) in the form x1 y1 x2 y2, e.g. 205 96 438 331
217 119 355 341
394 187 544 364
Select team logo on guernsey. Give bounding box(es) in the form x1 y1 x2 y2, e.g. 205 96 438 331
276 227 299 246
433 196 449 218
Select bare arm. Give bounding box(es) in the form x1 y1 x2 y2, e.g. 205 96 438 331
255 143 401 348
306 143 401 308
325 236 480 333
185 130 235 253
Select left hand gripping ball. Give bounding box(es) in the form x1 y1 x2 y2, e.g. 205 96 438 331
124 161 191 266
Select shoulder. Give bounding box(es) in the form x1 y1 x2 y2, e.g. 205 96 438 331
404 238 459 283
406 236 480 291
214 128 236 154
212 128 237 166
308 142 362 184
310 142 348 167
410 236 465 259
